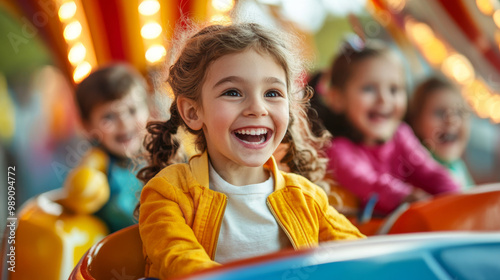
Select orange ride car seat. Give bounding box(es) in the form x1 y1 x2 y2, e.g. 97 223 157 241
386 183 500 234
69 224 146 280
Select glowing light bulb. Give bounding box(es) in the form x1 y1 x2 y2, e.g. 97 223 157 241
476 0 494 15
139 0 160 16
421 38 448 65
59 1 77 20
141 22 162 39
212 0 235 13
73 61 92 83
64 21 82 41
145 45 166 63
441 54 474 85
488 95 500 121
407 21 434 46
68 43 86 65
493 10 500 28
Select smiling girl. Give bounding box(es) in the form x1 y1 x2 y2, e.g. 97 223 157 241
323 40 460 216
74 63 149 232
137 23 364 279
408 76 474 189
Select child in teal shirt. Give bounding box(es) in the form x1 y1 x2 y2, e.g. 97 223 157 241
73 63 149 232
408 76 474 190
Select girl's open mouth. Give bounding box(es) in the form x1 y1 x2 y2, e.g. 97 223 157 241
116 133 134 144
233 128 270 145
438 132 458 144
368 111 392 121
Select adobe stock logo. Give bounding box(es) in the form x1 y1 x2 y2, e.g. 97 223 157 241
6 0 57 54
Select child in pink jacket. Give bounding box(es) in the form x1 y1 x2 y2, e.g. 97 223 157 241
321 39 460 215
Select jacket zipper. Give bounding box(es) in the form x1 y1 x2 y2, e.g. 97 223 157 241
211 196 227 260
266 199 297 250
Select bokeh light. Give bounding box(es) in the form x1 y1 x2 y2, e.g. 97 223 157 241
139 0 161 16
73 61 92 83
68 43 86 65
493 10 500 28
145 45 166 63
488 95 500 122
441 53 475 85
423 38 448 65
58 1 77 21
406 20 434 46
476 0 494 15
141 22 162 39
63 21 82 41
212 0 235 13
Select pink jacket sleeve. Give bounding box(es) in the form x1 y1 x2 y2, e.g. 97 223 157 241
327 138 413 214
327 124 461 215
396 124 461 195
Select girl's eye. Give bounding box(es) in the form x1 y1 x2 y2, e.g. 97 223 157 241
433 108 447 119
222 90 241 97
362 84 376 93
129 107 137 115
390 85 400 95
457 108 471 118
265 90 282 98
103 112 116 121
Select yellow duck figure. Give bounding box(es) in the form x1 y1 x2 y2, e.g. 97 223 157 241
7 148 110 280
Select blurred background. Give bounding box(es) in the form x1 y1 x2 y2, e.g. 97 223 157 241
1 0 499 224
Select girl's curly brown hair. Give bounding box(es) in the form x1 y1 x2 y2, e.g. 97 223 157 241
137 22 330 189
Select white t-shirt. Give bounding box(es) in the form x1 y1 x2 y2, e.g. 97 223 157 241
209 163 291 264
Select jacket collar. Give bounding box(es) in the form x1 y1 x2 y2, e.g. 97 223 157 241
188 151 286 191
189 152 210 189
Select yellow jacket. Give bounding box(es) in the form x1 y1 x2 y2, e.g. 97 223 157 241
139 152 364 279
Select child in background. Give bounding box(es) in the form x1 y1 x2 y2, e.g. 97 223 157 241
323 39 460 216
408 76 474 190
137 23 364 279
306 70 337 137
71 63 149 232
273 107 332 190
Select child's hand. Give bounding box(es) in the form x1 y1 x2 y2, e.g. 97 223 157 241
402 188 431 204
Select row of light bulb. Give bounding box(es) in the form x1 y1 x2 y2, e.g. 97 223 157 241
405 17 500 123
139 0 166 64
58 0 237 77
209 0 235 24
476 0 500 55
58 0 95 83
139 0 236 63
480 0 500 122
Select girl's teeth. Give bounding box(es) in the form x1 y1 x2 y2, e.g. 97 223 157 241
234 128 269 144
236 128 266 135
